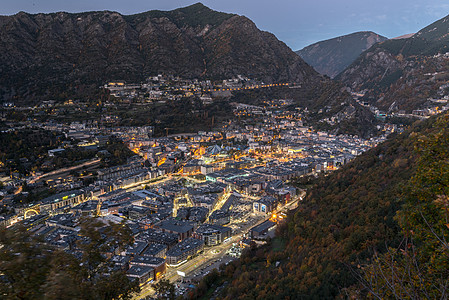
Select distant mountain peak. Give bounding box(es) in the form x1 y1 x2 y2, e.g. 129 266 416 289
296 31 387 78
337 13 449 113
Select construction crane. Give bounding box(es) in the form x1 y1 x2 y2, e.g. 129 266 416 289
164 127 173 137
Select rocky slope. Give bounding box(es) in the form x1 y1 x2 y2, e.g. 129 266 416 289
336 14 449 112
296 31 387 78
0 3 316 103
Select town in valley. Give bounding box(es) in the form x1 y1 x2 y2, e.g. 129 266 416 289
0 75 400 298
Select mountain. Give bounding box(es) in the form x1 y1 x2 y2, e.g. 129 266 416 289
296 31 387 78
414 14 449 42
391 33 415 40
0 3 316 103
0 3 381 137
336 14 449 112
230 79 379 137
191 111 449 299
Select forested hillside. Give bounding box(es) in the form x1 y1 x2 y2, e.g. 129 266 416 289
0 218 138 299
360 115 449 298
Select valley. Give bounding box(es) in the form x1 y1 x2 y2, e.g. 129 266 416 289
1 3 449 300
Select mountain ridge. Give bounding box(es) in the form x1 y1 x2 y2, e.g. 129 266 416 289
296 31 387 78
0 3 317 103
336 13 449 112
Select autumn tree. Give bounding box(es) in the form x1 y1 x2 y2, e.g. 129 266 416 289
359 114 449 298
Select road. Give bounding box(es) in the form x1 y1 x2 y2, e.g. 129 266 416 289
28 158 101 184
172 83 289 93
132 191 305 299
123 174 172 192
135 233 243 299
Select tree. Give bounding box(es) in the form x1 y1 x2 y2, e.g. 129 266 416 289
0 226 52 299
152 279 175 300
0 217 139 300
359 114 449 299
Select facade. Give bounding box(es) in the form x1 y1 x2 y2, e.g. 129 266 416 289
40 190 85 214
253 196 278 214
193 224 232 246
200 165 215 175
97 162 143 181
166 238 204 265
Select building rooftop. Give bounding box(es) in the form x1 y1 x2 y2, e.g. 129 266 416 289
209 209 230 220
111 255 131 266
131 255 165 266
158 219 193 234
195 224 231 235
166 238 204 258
141 243 167 257
256 196 278 205
73 200 98 211
127 265 154 277
125 241 148 256
250 220 276 234
135 229 179 246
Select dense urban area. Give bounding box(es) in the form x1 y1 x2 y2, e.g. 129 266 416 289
0 74 406 298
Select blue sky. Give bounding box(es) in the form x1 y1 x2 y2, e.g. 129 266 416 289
2 0 449 50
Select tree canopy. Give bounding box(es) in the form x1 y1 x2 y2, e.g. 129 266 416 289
0 218 139 300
